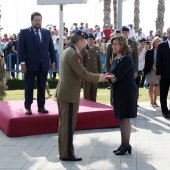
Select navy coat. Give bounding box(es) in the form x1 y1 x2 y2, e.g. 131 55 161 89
18 27 56 71
109 53 138 119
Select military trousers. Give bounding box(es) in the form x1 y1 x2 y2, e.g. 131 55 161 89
57 99 79 158
83 81 98 102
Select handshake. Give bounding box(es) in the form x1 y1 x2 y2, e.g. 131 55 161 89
99 74 114 83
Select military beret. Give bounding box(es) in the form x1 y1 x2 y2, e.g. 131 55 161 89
116 29 121 33
88 33 95 39
121 26 130 32
72 30 88 39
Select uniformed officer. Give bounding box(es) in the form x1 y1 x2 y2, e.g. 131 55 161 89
81 34 101 102
55 30 108 162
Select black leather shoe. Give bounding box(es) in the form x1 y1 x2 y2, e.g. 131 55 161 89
115 145 132 155
163 113 170 118
25 108 32 115
38 108 49 113
59 156 82 161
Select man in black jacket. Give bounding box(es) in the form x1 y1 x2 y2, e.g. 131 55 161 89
156 27 170 118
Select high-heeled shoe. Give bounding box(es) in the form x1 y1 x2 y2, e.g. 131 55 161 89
113 145 121 153
115 145 132 155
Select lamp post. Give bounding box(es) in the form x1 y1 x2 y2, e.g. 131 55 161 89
117 0 123 29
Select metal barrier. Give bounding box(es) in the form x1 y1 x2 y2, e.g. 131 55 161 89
7 53 59 80
100 54 106 73
7 53 21 79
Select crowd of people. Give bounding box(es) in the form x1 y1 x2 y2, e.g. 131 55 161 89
0 13 170 162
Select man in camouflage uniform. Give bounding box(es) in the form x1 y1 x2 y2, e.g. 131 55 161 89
81 34 101 102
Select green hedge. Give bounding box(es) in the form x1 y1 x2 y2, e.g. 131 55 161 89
7 79 108 90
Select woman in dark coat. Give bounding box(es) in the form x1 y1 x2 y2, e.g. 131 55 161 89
108 35 138 155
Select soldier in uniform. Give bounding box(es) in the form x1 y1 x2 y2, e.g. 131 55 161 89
81 34 101 102
55 30 107 162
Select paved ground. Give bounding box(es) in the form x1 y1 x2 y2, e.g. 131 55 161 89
0 101 170 170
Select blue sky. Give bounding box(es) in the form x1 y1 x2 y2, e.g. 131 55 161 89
1 0 170 36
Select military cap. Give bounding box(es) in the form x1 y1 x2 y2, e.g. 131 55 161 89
121 26 130 32
116 29 121 33
139 38 146 43
72 30 88 39
88 33 95 40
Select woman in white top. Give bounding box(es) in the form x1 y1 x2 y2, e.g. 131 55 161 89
95 37 106 54
135 38 146 105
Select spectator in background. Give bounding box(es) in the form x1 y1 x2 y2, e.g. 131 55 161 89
53 25 58 36
135 38 146 105
135 31 143 43
155 29 162 37
0 52 5 94
145 41 151 50
95 37 106 54
2 34 9 43
63 22 68 34
0 36 6 56
51 30 57 44
161 32 167 41
115 29 121 36
94 26 105 40
103 24 112 42
138 28 145 38
11 33 19 79
146 30 155 44
71 23 78 31
89 28 94 34
128 24 136 40
79 22 84 31
83 23 89 34
144 37 162 108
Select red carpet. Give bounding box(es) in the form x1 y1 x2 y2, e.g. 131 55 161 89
0 99 119 137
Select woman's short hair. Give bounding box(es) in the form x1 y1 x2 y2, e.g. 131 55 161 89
151 37 162 49
111 35 130 55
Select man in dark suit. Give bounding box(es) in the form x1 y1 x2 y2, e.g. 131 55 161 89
156 27 170 118
18 12 56 115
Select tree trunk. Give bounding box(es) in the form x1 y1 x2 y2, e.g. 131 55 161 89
113 0 117 29
133 0 140 32
103 0 111 26
155 0 165 33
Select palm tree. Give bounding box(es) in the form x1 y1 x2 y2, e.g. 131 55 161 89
99 0 111 26
155 0 165 33
113 0 117 29
133 0 140 32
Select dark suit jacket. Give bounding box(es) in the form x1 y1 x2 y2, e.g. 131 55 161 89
143 49 154 75
18 27 56 72
156 41 170 79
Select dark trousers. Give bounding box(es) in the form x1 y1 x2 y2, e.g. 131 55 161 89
160 78 170 114
24 63 48 109
11 55 16 78
83 81 98 102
